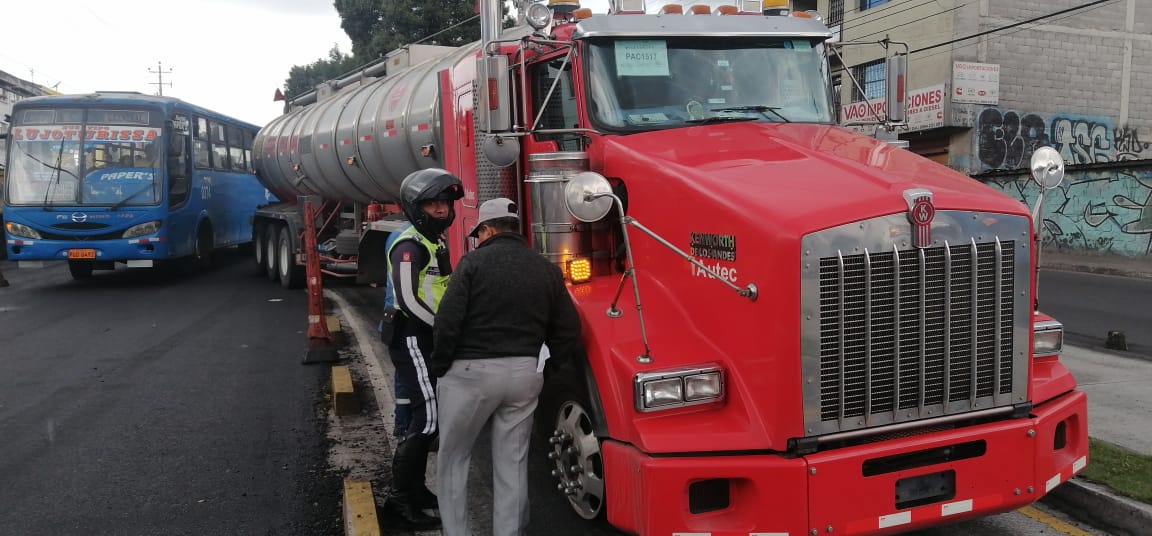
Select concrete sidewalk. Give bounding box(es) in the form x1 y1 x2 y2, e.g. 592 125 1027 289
1035 249 1152 535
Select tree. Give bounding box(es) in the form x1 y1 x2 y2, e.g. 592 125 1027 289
284 0 509 100
283 45 361 99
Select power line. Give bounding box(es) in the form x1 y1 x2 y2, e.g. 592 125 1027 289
839 0 966 39
911 0 1115 63
911 0 1117 54
846 3 966 43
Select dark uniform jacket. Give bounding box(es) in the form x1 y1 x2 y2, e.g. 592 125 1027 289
429 233 582 377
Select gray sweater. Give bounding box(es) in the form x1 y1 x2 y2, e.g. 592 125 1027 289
429 233 583 377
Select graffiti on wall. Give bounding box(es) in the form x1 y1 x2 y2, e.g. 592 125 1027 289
974 108 1152 255
976 108 1152 172
982 167 1152 255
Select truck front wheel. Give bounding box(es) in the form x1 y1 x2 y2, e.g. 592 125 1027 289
545 386 606 521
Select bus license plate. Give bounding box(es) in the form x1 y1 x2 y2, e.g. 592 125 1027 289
68 249 97 259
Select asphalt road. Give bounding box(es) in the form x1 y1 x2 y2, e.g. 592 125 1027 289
0 252 342 536
1038 269 1152 357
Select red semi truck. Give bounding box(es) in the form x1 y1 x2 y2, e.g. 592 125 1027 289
251 1 1088 534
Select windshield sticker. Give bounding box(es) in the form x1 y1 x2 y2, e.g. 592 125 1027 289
690 232 736 262
626 112 672 123
615 40 669 77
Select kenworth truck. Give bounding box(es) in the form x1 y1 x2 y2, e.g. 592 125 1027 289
252 1 1087 534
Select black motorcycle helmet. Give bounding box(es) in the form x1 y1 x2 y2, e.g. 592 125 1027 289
399 168 465 239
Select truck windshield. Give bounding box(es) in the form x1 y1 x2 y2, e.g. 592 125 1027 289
585 37 834 131
5 109 164 208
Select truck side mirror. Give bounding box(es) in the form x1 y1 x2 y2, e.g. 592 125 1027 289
886 54 907 123
477 56 511 132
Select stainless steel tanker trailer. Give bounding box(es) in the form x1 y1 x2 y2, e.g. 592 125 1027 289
250 43 467 289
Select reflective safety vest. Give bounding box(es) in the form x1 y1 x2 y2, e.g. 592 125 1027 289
386 224 450 315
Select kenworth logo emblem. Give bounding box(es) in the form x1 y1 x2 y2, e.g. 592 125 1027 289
903 189 935 248
71 212 88 223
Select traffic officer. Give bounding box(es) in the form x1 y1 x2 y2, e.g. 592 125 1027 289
379 168 463 531
430 198 583 536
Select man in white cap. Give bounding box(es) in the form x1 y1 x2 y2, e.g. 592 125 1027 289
430 197 583 536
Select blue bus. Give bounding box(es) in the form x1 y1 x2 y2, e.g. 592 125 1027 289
2 92 272 280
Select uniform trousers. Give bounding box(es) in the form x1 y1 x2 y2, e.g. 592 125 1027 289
435 357 543 536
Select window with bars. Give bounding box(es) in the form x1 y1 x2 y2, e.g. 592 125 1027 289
859 0 890 9
828 0 844 26
852 60 885 102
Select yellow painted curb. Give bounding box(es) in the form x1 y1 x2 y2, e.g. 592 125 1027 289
343 479 381 536
332 365 360 416
326 315 342 333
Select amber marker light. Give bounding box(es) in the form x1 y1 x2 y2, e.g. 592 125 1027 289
688 5 712 15
659 4 683 14
567 257 592 283
715 5 739 15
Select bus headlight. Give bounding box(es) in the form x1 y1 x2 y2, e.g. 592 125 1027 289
634 365 724 412
1034 319 1064 357
5 221 42 239
123 220 162 239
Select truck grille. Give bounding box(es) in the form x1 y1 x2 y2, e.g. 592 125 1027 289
800 211 1031 437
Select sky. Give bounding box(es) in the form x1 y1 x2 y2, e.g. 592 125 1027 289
1 0 353 127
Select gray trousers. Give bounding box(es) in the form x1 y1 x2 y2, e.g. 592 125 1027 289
435 357 543 536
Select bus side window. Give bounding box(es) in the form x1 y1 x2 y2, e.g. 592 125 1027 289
193 117 212 169
211 120 229 170
228 125 245 172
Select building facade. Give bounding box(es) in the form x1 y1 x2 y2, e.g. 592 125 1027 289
820 0 1152 257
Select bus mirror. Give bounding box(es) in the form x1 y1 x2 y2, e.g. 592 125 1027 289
885 54 907 123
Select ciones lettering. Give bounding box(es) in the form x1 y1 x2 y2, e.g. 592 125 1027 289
689 232 736 262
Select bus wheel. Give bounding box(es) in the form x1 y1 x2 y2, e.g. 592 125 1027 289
547 386 606 521
192 224 214 270
68 260 94 280
277 226 304 289
264 224 280 282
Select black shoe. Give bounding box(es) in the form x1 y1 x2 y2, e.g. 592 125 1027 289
379 497 441 531
415 486 439 514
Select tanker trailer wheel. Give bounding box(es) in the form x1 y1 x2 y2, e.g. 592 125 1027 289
546 386 606 521
277 226 304 289
264 223 280 282
252 223 266 276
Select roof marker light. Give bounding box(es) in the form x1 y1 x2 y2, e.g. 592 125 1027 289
659 4 684 14
688 4 711 14
573 7 593 19
714 5 739 15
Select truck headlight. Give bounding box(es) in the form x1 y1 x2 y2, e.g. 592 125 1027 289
5 221 42 239
1034 319 1064 357
123 220 162 239
634 366 724 412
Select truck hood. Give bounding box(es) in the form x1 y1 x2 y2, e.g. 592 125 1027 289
597 122 1026 228
582 123 1032 453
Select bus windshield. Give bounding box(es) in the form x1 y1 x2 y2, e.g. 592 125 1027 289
5 108 164 207
585 36 835 131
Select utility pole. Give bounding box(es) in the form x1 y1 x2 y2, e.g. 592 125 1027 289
148 61 172 96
